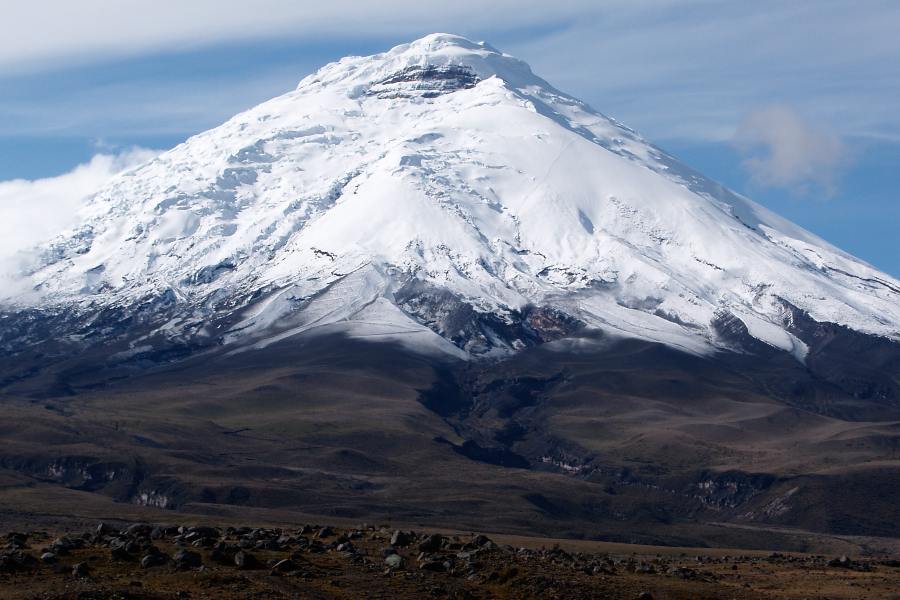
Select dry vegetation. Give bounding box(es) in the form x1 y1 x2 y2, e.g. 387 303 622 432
2 521 900 600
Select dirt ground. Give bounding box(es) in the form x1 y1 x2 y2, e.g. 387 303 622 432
2 522 900 600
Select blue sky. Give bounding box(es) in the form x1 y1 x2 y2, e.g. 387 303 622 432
2 1 899 276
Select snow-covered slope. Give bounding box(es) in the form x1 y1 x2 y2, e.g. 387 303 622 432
5 34 900 359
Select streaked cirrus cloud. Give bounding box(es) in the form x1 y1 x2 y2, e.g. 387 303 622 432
1 1 899 143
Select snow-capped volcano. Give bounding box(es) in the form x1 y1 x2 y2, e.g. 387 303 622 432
5 34 900 361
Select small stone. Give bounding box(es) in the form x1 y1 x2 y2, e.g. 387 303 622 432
40 553 56 563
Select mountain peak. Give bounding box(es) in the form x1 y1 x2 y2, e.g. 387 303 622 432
297 33 536 98
399 32 492 53
3 35 900 364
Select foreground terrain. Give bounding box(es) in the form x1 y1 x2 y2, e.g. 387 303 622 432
2 520 900 600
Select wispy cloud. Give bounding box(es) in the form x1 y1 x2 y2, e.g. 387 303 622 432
2 2 899 144
0 1 584 74
0 148 158 290
733 104 846 197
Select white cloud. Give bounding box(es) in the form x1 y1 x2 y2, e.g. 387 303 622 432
733 104 846 197
0 148 158 289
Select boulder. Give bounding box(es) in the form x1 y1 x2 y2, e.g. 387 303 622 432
417 534 443 553
273 559 301 572
14 553 36 567
71 563 91 578
51 537 74 551
125 524 152 537
235 550 261 570
110 547 134 562
0 556 17 573
316 526 334 538
385 554 403 569
390 530 410 547
187 526 220 538
827 556 854 569
141 555 161 569
173 550 202 568
5 532 27 544
420 559 448 572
